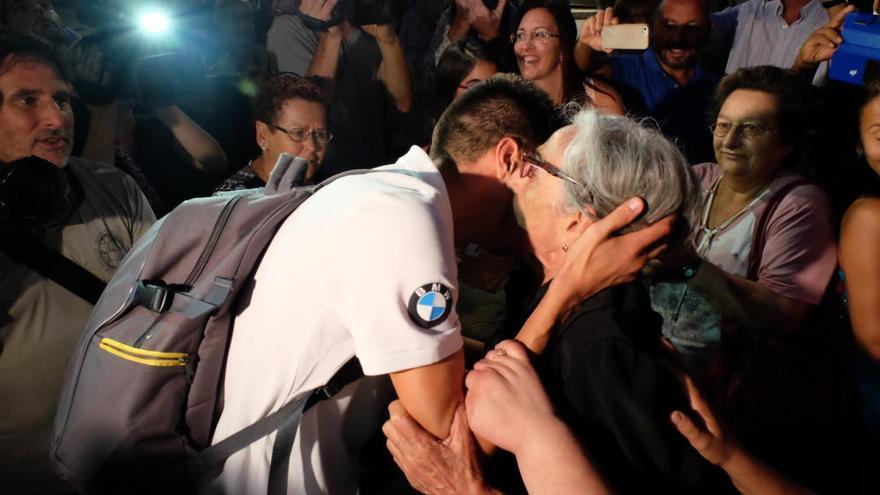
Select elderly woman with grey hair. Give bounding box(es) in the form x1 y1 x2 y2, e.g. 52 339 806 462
509 107 731 492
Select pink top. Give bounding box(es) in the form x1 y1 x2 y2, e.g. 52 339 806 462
651 163 837 350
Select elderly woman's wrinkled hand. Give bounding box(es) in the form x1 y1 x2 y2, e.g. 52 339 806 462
464 340 556 455
553 197 674 307
383 401 490 495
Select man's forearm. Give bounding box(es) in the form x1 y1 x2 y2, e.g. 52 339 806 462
306 29 343 79
376 34 414 112
688 262 811 335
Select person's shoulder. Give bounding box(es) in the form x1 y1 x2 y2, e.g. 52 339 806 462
268 13 303 33
69 157 137 191
692 162 719 187
316 168 450 231
843 196 880 235
771 173 831 206
559 283 660 349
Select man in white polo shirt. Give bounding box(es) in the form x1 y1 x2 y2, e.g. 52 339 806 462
209 74 671 494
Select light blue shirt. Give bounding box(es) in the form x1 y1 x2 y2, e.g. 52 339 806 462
713 0 829 74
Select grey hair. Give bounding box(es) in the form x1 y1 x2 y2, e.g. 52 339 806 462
559 107 699 239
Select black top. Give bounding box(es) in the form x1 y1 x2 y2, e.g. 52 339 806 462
213 163 264 194
541 282 731 494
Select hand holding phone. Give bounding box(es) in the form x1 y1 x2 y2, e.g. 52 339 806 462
579 7 619 52
601 23 650 50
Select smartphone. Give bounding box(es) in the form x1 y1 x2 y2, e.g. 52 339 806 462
602 23 650 50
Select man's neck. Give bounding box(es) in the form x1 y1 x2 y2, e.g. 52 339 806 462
782 0 810 25
656 53 696 86
440 160 512 251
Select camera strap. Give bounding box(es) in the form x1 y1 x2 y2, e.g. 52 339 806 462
295 9 340 32
1 231 106 305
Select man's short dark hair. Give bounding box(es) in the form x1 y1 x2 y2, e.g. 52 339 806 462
710 65 811 146
0 34 68 105
253 74 328 126
431 73 555 168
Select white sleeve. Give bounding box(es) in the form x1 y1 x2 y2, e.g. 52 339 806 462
336 188 462 376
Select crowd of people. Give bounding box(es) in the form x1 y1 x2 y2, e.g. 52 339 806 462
1 0 879 493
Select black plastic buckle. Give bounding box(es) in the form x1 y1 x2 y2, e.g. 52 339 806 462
134 280 174 313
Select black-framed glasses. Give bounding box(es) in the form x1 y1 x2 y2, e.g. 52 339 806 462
521 150 583 186
509 30 561 44
271 124 333 145
709 121 776 140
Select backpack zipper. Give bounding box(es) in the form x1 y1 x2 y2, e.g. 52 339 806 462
99 338 189 367
183 195 242 287
132 195 242 348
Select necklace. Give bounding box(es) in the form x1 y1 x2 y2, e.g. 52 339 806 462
695 176 772 257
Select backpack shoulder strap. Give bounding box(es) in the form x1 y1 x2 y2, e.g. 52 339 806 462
746 179 811 281
195 358 363 485
1 231 106 305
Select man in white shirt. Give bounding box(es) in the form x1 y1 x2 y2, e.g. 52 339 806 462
210 74 672 494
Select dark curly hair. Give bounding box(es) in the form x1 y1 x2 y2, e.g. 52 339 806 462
253 74 328 126
710 65 812 146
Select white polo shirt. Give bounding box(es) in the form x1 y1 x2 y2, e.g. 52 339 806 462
209 146 463 494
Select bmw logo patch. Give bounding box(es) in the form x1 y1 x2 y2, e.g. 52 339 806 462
408 283 453 328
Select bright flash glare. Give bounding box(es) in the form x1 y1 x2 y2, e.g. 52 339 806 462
138 11 170 34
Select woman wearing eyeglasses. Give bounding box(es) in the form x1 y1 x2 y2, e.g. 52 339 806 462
648 66 853 492
434 39 501 125
511 1 624 114
214 74 331 193
509 106 721 492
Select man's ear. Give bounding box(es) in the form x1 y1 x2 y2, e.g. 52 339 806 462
495 136 523 188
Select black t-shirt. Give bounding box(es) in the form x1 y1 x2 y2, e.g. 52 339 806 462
541 282 732 494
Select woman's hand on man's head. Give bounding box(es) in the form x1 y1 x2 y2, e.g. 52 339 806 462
551 197 675 309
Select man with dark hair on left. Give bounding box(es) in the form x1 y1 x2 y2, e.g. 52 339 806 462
0 34 155 494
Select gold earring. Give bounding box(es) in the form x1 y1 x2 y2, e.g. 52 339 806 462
562 243 568 252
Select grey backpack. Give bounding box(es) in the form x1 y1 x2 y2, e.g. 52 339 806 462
52 157 364 494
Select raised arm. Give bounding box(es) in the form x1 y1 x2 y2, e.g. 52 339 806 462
574 7 617 73
297 0 344 79
362 24 414 113
792 5 856 77
153 105 227 173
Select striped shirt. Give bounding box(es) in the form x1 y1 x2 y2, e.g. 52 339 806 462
713 0 828 74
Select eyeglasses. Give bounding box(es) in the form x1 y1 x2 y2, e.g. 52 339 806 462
271 124 333 145
457 79 485 91
509 30 560 44
709 121 776 140
521 150 583 186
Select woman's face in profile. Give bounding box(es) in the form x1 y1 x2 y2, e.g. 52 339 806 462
514 8 563 82
514 126 578 261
